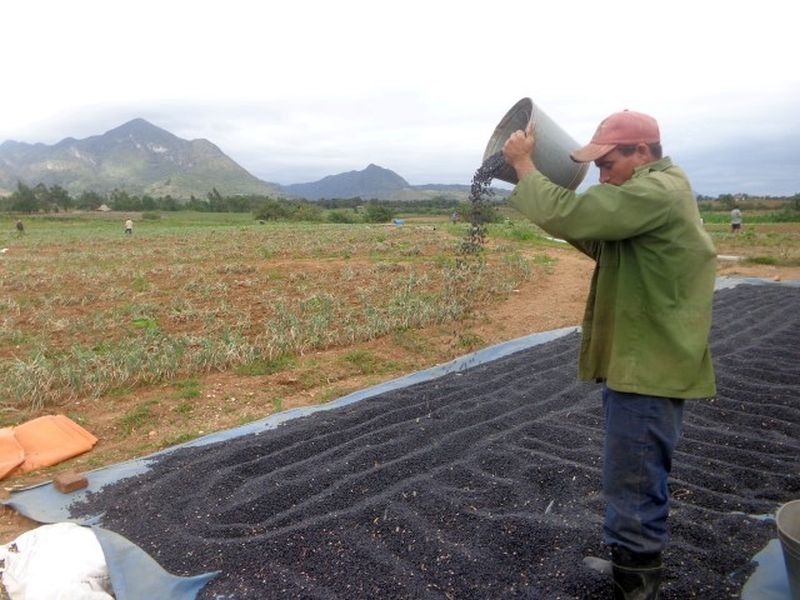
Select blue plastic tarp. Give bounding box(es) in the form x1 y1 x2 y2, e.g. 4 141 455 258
3 277 798 599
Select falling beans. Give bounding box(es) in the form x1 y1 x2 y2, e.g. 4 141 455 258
460 152 505 256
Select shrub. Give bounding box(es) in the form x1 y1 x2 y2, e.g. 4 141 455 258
327 210 357 224
363 205 394 223
254 200 290 221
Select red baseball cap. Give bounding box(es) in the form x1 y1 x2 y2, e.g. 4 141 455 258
570 110 660 163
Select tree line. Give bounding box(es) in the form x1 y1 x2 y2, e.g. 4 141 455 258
21 182 798 223
0 182 476 224
697 192 800 211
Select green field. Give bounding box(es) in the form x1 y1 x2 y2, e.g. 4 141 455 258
0 212 552 418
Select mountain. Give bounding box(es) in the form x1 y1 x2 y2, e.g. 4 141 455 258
280 164 502 202
0 119 281 198
0 119 506 202
281 164 409 200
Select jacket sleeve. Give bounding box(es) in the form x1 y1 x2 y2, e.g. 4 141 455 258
509 170 673 242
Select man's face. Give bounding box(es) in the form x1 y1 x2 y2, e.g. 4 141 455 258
594 145 653 186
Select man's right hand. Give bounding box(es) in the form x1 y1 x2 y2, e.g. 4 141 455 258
502 123 536 181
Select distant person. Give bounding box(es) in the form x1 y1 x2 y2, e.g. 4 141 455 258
503 110 716 599
124 219 133 235
450 211 458 224
730 207 742 233
15 220 24 236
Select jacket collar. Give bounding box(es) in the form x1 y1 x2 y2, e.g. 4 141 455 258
633 157 673 179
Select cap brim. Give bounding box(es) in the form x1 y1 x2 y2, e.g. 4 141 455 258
570 143 617 163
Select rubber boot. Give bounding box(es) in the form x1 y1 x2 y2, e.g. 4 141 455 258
611 545 664 600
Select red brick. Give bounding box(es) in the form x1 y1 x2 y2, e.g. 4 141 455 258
53 471 88 494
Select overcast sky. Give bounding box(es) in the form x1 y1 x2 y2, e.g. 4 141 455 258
2 0 798 196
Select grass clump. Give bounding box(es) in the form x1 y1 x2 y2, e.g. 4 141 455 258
161 431 198 448
745 256 779 265
235 355 294 376
457 333 486 350
342 349 380 375
392 329 433 356
177 378 201 399
119 400 157 435
175 402 194 414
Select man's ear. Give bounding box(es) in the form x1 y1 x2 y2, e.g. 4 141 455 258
636 143 654 162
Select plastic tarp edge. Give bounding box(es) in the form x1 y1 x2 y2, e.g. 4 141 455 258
92 526 218 600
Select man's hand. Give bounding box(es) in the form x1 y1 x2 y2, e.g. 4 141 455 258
502 122 536 181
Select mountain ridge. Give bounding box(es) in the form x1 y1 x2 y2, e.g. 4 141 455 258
0 119 499 201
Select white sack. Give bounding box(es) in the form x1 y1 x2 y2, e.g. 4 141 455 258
0 522 113 599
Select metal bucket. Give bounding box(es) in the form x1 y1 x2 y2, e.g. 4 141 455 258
483 97 588 190
777 499 800 600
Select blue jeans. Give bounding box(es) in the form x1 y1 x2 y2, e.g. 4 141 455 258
602 385 685 554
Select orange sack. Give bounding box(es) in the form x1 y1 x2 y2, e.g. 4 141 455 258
1 415 98 480
0 428 25 480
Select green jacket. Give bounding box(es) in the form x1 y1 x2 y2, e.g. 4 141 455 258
510 157 717 399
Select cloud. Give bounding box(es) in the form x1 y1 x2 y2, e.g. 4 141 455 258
1 1 798 194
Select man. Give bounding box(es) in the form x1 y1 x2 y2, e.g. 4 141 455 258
730 206 743 233
502 110 716 599
125 219 133 235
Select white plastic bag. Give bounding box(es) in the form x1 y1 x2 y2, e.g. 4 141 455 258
0 522 113 599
